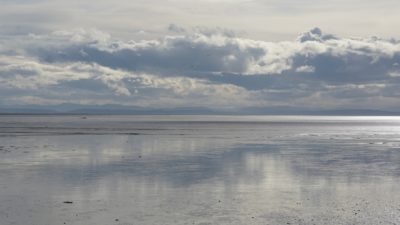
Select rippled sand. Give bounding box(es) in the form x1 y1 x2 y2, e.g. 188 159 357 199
0 115 399 225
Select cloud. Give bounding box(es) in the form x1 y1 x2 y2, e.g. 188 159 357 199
295 65 315 73
296 27 337 42
0 55 252 108
168 24 186 33
1 27 400 111
23 27 400 81
2 0 400 42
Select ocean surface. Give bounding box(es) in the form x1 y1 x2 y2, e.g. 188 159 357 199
0 115 399 225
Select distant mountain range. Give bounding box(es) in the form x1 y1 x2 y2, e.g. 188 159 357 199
0 104 399 116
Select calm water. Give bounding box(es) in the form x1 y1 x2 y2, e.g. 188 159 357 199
0 115 399 225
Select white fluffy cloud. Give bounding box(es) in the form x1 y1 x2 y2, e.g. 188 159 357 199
0 54 252 109
1 27 400 112
22 27 400 80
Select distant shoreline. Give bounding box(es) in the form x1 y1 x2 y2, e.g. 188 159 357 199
1 113 400 116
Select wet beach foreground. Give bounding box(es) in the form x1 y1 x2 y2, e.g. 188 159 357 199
0 115 399 225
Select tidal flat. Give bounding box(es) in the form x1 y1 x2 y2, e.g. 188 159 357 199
0 115 399 225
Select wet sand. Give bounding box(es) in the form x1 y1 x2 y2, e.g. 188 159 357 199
0 115 399 225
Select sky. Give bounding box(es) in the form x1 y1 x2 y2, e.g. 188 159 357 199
1 0 400 112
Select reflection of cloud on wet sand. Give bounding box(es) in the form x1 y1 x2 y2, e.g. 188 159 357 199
1 117 400 225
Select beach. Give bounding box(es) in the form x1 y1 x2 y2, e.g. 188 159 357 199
0 115 399 225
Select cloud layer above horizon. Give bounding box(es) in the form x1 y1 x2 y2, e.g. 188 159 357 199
1 27 400 111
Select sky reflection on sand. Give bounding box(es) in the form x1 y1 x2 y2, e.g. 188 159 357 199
0 116 400 225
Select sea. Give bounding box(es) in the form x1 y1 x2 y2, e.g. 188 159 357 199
0 115 399 225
